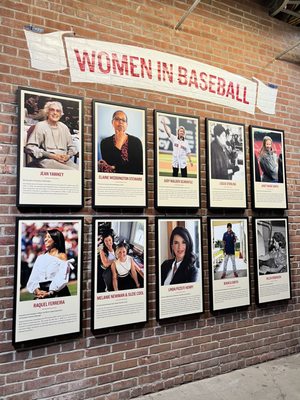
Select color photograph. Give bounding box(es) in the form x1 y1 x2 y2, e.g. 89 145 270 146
208 217 250 311
13 217 83 345
155 111 200 209
17 87 83 208
93 101 147 208
250 126 287 209
92 218 147 331
156 217 203 320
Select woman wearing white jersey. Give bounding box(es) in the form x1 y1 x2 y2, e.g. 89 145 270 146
161 119 193 178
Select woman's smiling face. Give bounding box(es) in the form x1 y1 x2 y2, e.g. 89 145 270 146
171 234 186 261
44 232 54 250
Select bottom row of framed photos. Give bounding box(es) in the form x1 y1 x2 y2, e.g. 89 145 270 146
13 216 291 345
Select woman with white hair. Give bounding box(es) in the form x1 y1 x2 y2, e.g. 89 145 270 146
25 101 78 170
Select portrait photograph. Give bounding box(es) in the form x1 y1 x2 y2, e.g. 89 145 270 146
250 126 287 210
154 110 200 209
93 101 147 208
208 217 250 312
13 217 83 345
92 217 147 331
156 217 203 320
206 118 247 209
253 217 291 304
17 87 83 208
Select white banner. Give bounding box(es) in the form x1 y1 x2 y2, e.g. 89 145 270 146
24 30 278 115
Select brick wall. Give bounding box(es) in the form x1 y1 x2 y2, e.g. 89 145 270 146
1 0 300 399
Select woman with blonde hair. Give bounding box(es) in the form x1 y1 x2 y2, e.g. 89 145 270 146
258 136 278 182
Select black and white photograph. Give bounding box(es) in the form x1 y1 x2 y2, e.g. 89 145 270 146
208 217 250 312
93 101 147 208
206 118 247 209
156 217 203 320
92 218 147 331
154 111 200 209
17 87 83 208
13 217 83 345
253 217 291 304
250 126 287 209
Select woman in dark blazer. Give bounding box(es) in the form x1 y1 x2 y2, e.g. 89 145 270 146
161 226 199 285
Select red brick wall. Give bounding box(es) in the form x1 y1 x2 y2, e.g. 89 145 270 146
1 0 299 399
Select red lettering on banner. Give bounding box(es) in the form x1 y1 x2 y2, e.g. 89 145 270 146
178 66 187 85
130 56 140 77
243 86 249 104
209 74 216 93
199 72 208 90
162 62 173 82
74 49 95 72
140 58 152 79
217 77 226 96
226 81 235 99
188 69 198 88
98 51 111 74
112 53 129 75
157 61 162 80
236 84 243 102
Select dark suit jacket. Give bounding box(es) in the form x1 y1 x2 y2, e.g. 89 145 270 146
161 258 199 285
100 134 143 174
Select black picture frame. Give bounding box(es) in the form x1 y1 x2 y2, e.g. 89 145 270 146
17 87 84 208
249 125 287 210
92 217 148 331
253 217 291 304
12 217 83 346
154 110 200 209
206 118 247 209
92 100 147 209
208 217 250 312
156 217 203 321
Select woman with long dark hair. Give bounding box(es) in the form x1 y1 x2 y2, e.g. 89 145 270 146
161 226 199 285
97 229 116 292
26 229 72 298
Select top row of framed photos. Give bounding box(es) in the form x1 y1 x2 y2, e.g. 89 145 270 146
17 87 287 210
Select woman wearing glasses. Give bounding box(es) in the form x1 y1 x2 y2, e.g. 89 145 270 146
98 110 143 174
25 101 78 170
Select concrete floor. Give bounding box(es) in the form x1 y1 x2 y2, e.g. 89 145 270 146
137 353 300 400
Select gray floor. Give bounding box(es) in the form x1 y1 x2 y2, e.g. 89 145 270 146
137 353 300 400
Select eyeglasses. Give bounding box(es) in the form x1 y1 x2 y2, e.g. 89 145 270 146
113 117 127 123
49 108 62 113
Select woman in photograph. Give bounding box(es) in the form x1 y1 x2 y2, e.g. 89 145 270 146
25 101 78 170
98 110 143 174
97 229 116 292
258 136 278 182
161 118 193 178
259 232 287 274
161 226 199 285
26 229 72 298
111 243 142 291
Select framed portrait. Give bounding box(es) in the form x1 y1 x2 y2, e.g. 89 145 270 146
92 217 147 331
253 217 291 304
206 118 247 209
154 110 200 209
12 217 83 345
93 101 147 208
208 217 250 312
156 217 203 320
17 87 84 208
250 126 287 210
